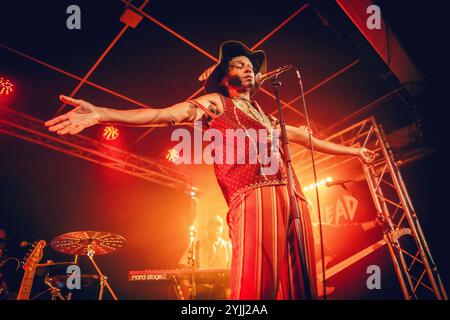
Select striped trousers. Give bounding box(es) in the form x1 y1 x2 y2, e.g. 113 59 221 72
227 185 317 300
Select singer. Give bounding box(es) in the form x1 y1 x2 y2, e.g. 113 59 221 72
45 40 376 300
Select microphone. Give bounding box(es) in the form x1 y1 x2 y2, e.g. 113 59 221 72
256 64 293 85
325 179 354 187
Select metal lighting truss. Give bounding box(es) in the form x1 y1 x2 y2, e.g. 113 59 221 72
0 106 191 191
294 116 447 300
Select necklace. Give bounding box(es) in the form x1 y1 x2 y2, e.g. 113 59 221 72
230 96 251 102
231 98 273 129
231 98 277 148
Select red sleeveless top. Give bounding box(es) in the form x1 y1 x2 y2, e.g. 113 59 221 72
189 94 306 206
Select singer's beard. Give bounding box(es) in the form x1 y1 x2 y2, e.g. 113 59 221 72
228 75 254 92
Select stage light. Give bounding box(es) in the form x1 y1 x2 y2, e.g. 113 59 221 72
303 176 333 192
0 77 14 96
102 126 119 140
187 186 199 200
166 148 179 162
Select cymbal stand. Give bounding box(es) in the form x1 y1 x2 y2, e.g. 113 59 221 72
66 255 78 301
86 245 118 300
44 274 66 300
30 274 65 300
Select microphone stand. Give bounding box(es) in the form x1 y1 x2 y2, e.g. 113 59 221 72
272 75 313 299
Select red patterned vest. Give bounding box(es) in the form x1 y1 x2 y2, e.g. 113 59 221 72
190 94 306 206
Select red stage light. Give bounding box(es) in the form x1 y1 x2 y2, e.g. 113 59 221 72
0 77 14 96
166 148 179 162
103 126 119 140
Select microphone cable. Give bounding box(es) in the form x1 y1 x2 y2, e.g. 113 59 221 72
295 67 327 300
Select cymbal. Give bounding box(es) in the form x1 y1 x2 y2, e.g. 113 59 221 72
36 261 76 268
51 231 126 256
46 274 100 288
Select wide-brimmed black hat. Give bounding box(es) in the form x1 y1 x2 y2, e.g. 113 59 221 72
202 40 267 95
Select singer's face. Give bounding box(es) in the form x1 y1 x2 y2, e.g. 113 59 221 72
226 56 255 90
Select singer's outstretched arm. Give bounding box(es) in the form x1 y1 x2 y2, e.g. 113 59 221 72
286 125 376 164
45 95 375 163
45 94 222 135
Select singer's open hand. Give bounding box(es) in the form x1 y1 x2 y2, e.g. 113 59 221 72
356 147 377 164
45 95 101 135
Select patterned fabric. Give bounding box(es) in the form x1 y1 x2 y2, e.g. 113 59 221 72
227 185 317 299
191 94 307 205
189 94 316 300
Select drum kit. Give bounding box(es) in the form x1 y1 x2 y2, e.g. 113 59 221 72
32 231 126 300
26 229 229 300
